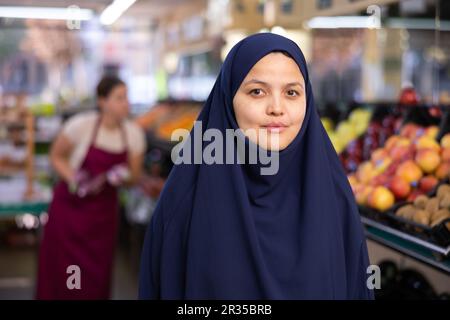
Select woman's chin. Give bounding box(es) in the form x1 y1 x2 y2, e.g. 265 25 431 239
257 137 288 151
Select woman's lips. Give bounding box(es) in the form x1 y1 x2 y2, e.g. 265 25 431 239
262 123 288 133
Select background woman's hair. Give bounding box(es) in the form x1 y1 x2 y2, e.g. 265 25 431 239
96 75 125 98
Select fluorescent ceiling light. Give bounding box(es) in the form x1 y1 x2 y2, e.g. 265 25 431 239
100 0 137 25
306 16 450 31
307 16 380 29
0 6 93 21
386 18 450 31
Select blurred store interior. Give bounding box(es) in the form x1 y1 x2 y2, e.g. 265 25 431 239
0 0 450 299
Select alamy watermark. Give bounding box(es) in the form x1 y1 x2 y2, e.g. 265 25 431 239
66 5 83 30
66 265 81 290
170 121 280 175
64 263 380 292
367 264 381 290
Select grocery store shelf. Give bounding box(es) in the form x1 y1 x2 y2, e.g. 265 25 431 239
361 216 450 255
0 202 49 218
362 217 450 274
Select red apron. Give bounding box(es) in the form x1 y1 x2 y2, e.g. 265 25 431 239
36 116 128 300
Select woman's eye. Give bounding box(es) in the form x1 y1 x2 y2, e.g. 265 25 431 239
287 90 299 97
249 88 264 96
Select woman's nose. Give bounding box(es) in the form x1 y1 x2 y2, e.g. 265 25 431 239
266 96 284 116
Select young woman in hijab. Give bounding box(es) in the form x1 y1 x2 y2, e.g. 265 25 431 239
36 76 146 299
139 33 374 299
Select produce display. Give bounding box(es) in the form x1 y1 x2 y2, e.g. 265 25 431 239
0 107 37 200
156 107 199 140
348 124 450 212
0 108 30 173
136 101 201 141
0 123 27 171
322 108 372 154
395 184 450 230
135 101 203 204
339 107 404 172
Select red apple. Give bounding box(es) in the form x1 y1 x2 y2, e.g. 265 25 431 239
407 189 423 202
385 159 402 176
400 123 420 140
370 173 391 187
389 176 411 199
390 145 411 161
399 87 419 105
429 107 442 118
419 175 438 193
398 145 417 162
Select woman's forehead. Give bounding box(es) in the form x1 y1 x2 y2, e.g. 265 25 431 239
241 53 304 84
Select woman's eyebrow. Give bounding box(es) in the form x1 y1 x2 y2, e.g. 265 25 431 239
286 82 304 90
243 79 304 90
243 79 268 86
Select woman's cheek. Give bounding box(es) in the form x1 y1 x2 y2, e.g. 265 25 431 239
290 102 306 126
240 104 262 129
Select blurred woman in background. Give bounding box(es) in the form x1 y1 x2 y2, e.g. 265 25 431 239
37 76 145 299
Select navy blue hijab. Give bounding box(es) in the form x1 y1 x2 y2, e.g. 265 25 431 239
139 33 374 300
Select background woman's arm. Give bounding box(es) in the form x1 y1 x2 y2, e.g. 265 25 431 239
50 133 75 185
125 152 144 186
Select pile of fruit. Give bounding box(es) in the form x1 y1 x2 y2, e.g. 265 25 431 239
322 108 372 154
156 107 200 140
339 108 403 172
135 103 171 129
136 102 201 141
348 123 450 212
396 184 450 230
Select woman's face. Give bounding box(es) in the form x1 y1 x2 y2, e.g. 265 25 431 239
98 84 129 121
233 52 306 151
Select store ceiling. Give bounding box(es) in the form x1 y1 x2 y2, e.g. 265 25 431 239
0 0 111 11
0 0 192 19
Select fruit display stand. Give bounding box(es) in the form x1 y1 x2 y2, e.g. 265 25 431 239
0 201 49 218
362 217 450 274
359 182 450 275
343 105 450 275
